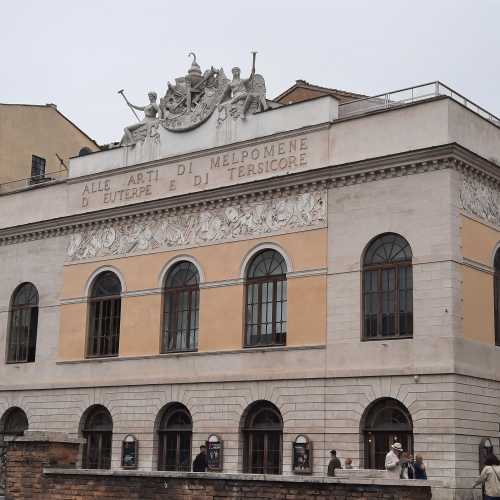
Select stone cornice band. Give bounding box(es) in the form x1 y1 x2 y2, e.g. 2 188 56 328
0 142 498 246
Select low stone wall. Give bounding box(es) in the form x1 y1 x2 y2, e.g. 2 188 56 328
4 432 434 500
42 470 432 500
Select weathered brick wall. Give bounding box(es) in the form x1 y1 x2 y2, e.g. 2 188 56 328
40 474 432 500
5 439 79 499
4 436 432 500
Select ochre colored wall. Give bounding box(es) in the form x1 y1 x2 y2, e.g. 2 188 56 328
198 285 244 351
461 215 499 266
288 275 326 346
462 266 494 344
0 104 98 185
461 215 498 344
120 295 162 356
59 229 327 360
59 303 87 360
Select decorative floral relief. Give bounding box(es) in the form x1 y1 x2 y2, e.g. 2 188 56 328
459 175 500 226
67 191 326 261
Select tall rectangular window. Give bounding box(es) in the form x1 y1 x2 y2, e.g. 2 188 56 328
31 155 46 181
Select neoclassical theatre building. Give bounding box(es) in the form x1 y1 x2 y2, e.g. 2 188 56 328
0 58 499 499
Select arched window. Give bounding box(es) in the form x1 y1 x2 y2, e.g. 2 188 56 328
157 403 192 471
362 398 413 470
7 283 39 363
0 407 28 489
162 262 199 353
81 405 113 469
0 407 28 437
494 249 500 346
242 401 283 474
362 234 413 339
245 250 287 347
87 271 122 357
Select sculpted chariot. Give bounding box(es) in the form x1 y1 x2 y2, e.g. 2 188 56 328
120 52 269 145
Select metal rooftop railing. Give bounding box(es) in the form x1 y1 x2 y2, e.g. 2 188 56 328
0 169 67 195
338 81 500 127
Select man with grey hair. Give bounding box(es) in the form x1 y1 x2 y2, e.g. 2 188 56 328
385 442 403 478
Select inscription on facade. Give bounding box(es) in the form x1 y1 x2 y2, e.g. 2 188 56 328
67 190 326 261
70 133 325 213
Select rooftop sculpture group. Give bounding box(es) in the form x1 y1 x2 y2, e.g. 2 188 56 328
120 52 268 145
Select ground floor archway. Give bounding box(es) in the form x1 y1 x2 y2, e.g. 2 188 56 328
362 398 413 469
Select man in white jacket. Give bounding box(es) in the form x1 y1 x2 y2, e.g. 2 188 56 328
385 442 403 478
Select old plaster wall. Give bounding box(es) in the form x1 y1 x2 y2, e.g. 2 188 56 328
59 228 327 360
0 104 97 185
460 215 498 345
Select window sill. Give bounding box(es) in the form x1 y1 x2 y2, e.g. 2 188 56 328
5 359 35 365
85 354 119 360
57 344 325 365
361 336 413 342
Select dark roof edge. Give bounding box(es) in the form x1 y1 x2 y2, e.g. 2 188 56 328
274 80 367 102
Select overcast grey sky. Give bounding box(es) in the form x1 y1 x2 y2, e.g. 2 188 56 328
2 0 499 145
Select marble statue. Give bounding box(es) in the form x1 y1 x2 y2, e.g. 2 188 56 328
118 52 268 142
121 91 161 145
222 53 268 118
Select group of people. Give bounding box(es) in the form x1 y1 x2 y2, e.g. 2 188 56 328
326 445 427 479
193 441 500 500
384 442 427 480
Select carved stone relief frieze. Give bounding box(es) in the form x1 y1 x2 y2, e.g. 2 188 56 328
458 174 500 227
67 190 326 261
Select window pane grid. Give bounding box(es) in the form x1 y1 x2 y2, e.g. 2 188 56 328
363 234 413 341
163 286 199 353
162 262 200 353
7 284 39 363
245 276 287 347
88 297 121 357
363 263 412 339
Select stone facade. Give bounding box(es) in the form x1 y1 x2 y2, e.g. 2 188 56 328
0 81 500 500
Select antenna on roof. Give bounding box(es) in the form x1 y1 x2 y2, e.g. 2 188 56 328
56 153 68 171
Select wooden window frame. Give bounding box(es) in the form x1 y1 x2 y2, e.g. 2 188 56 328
362 235 413 341
81 407 113 470
86 273 121 358
362 398 413 470
242 404 283 475
6 284 39 364
157 406 192 472
244 251 287 348
162 263 200 353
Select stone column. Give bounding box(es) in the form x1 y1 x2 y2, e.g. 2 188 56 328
4 431 83 499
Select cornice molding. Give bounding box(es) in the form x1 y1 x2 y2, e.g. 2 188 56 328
1 143 498 247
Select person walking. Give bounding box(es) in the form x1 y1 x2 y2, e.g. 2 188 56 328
473 454 500 500
327 449 342 476
385 442 403 479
